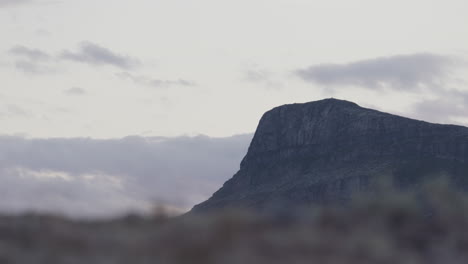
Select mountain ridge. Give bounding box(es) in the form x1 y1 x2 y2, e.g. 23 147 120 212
192 98 468 212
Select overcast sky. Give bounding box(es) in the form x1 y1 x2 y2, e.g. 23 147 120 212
1 0 468 217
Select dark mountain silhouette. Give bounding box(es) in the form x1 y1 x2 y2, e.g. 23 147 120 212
192 98 468 212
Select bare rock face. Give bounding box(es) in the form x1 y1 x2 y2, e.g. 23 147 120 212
192 99 468 212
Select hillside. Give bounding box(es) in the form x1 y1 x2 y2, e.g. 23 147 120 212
193 99 468 212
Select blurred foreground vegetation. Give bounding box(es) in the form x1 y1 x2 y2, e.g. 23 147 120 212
1 181 468 264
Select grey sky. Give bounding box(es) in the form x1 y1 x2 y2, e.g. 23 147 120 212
0 0 468 138
1 0 468 216
64 87 86 95
0 0 32 8
0 0 466 138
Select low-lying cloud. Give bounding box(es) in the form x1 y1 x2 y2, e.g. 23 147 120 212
60 42 141 70
296 53 457 91
0 134 252 218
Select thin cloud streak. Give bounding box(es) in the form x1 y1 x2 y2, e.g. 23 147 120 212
60 42 141 70
116 72 196 88
9 45 51 61
0 105 31 119
14 60 41 73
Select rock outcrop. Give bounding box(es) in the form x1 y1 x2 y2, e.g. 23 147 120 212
192 99 468 212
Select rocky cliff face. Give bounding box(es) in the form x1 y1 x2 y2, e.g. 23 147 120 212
192 99 468 212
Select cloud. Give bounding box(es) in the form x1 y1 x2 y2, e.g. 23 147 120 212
0 105 31 119
8 45 55 74
13 60 41 73
64 87 86 96
60 42 140 70
0 134 252 217
8 43 141 73
13 60 56 74
9 45 51 61
296 53 458 91
116 72 196 88
0 0 32 7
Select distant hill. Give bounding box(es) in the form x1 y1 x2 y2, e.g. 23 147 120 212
193 98 468 212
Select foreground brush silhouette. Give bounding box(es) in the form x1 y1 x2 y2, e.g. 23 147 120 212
1 181 468 264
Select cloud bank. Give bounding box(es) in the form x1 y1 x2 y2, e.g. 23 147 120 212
0 134 252 218
296 53 457 91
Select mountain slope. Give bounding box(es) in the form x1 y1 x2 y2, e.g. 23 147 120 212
192 99 468 212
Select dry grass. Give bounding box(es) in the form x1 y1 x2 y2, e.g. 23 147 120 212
1 181 468 264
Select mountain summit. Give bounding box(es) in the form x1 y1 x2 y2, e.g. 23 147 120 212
192 98 468 212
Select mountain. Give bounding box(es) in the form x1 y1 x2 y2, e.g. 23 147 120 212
192 99 468 212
